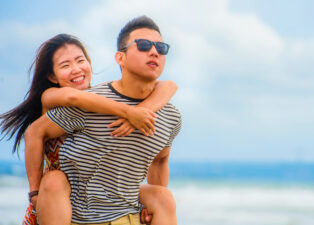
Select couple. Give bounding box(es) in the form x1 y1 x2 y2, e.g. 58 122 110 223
0 16 181 225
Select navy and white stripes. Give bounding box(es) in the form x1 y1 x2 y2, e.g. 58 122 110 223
46 82 181 223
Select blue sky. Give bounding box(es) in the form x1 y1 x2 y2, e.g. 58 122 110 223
0 0 314 162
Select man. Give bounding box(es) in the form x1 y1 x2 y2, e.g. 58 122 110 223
26 16 181 224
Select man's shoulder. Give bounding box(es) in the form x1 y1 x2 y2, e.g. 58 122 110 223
160 103 181 121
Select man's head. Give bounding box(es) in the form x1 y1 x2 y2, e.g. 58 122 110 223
115 16 169 82
117 16 161 52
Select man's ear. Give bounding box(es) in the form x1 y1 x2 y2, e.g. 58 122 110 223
115 51 125 68
48 74 58 84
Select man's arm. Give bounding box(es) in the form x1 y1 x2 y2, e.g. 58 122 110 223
146 147 171 187
24 114 66 204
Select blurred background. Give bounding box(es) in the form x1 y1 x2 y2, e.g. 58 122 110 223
1 0 314 224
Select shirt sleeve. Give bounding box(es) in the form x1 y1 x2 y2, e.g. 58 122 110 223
46 106 86 134
165 113 182 148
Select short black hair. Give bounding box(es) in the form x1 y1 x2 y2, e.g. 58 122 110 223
117 15 161 51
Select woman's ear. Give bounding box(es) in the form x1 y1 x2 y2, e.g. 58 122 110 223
115 51 125 68
48 74 58 84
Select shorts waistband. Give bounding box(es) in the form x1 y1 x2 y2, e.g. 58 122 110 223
71 213 141 225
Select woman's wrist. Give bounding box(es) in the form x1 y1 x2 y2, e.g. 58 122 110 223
28 190 39 202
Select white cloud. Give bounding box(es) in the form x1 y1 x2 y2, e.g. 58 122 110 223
1 0 314 161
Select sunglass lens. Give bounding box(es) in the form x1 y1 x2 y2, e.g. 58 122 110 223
137 39 152 51
136 39 169 55
156 42 169 55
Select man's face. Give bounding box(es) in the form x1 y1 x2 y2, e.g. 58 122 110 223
122 28 166 82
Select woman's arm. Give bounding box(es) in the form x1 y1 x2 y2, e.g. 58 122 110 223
42 87 144 117
41 87 156 135
138 80 178 111
25 115 66 208
108 80 178 137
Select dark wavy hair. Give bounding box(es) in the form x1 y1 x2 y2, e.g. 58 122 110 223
117 15 161 51
0 33 91 155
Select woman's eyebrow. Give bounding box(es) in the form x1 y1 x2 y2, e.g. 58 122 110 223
58 55 85 66
75 55 85 60
58 60 69 66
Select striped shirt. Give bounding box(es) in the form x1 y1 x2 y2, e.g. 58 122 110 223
46 82 181 223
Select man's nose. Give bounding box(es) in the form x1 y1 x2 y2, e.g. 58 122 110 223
148 44 159 57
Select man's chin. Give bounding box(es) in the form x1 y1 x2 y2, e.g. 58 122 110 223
139 73 161 82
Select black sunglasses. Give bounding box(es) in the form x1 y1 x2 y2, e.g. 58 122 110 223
120 39 170 55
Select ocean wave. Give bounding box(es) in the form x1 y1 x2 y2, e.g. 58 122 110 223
170 181 314 225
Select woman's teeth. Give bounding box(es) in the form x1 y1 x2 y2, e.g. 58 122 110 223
72 76 84 82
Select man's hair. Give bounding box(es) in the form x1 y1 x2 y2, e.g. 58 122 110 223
117 15 161 51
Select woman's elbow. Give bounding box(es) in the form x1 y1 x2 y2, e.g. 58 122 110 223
25 122 41 143
169 80 178 91
25 118 47 143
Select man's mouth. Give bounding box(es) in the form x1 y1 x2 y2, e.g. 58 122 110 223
147 60 158 68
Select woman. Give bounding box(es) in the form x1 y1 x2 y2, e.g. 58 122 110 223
0 34 177 225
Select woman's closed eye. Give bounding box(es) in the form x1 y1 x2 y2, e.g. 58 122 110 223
61 64 70 69
78 59 86 64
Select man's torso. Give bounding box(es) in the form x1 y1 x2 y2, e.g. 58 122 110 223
46 82 181 223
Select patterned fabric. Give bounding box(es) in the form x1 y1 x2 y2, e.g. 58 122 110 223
22 136 66 225
22 204 37 225
44 135 67 170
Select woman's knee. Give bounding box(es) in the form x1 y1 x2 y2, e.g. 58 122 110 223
39 170 70 195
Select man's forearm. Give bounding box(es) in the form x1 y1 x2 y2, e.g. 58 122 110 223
147 161 169 186
147 147 170 186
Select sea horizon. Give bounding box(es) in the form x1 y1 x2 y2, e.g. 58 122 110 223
2 160 314 184
1 160 314 225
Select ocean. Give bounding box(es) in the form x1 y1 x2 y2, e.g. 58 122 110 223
1 161 314 225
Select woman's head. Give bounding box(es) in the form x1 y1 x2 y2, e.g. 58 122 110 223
30 33 92 92
49 43 92 90
0 33 91 154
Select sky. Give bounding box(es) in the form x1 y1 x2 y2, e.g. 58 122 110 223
0 0 314 163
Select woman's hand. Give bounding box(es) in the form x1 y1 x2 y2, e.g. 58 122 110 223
126 107 157 134
108 118 135 137
108 107 157 137
30 195 38 210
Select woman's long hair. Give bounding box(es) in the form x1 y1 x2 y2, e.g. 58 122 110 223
0 33 91 155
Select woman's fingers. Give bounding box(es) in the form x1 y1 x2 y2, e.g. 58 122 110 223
110 119 137 137
150 111 158 119
122 127 135 137
145 119 155 133
108 118 123 128
111 125 128 137
139 128 149 136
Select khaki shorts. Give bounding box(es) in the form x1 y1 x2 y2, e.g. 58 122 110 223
71 213 141 225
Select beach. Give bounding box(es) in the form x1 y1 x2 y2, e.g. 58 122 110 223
1 162 314 225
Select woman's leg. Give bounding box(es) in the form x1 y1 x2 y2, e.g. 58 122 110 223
139 184 177 225
36 170 72 225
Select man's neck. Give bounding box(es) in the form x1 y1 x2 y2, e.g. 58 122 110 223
112 76 156 99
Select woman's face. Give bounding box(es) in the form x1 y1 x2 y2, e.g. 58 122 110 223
50 44 92 90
